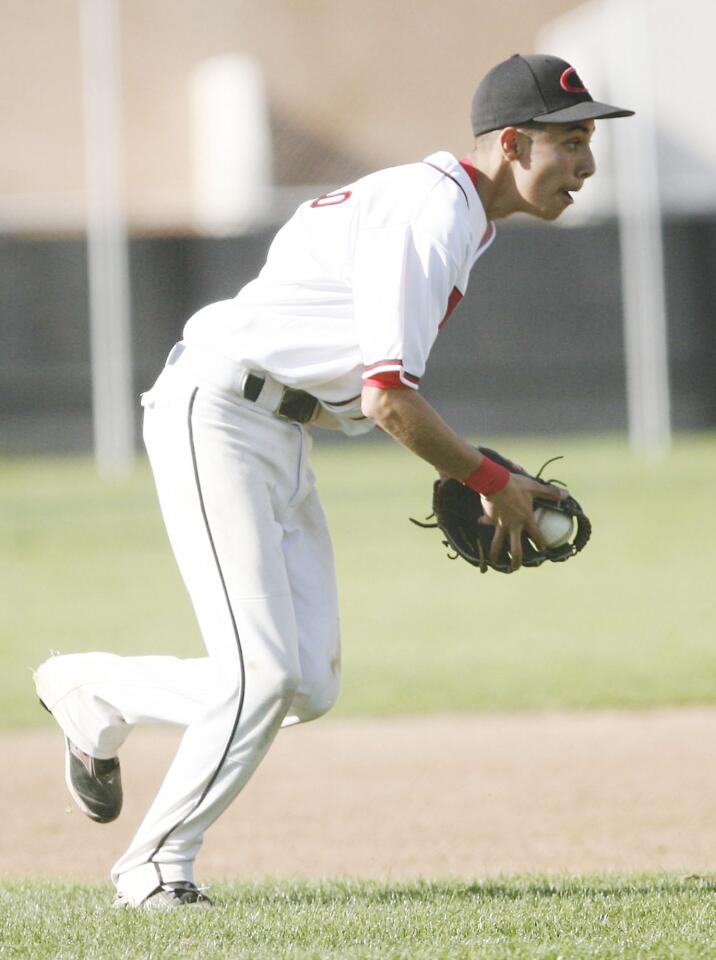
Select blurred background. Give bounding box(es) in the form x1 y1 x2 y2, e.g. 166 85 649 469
0 0 714 464
3 8 716 894
1 0 715 731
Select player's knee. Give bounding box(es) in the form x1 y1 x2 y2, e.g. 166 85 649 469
34 652 113 708
214 662 301 712
289 669 341 723
305 684 340 721
274 665 302 705
33 656 60 707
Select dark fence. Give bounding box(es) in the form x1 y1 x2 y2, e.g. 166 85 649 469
1 216 714 454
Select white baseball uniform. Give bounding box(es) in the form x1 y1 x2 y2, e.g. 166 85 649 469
34 151 496 904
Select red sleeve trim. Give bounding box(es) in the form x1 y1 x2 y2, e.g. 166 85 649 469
362 362 420 390
364 372 410 390
363 359 402 374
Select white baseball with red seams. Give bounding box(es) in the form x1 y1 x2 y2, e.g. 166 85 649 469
534 505 574 548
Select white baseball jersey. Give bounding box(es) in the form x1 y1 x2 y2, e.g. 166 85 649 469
183 151 496 434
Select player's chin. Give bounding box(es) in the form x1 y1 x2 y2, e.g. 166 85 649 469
522 194 568 221
547 199 575 220
532 205 565 222
528 197 568 221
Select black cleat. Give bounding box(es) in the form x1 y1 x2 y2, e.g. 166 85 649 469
64 737 123 823
115 882 213 910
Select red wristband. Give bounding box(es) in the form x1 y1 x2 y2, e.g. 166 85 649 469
463 457 511 495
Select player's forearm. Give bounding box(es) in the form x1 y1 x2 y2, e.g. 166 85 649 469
361 386 483 479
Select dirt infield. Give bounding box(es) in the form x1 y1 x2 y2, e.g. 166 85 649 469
2 710 715 883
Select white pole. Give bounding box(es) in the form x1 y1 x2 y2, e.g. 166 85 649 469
605 0 671 458
190 54 272 235
78 0 134 476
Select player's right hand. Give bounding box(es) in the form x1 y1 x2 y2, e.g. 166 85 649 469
481 474 566 570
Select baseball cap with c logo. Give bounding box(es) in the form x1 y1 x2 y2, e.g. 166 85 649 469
471 53 634 136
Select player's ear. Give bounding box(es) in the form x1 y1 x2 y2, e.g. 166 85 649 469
498 127 521 162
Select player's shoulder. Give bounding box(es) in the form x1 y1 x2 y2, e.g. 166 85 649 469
354 152 472 229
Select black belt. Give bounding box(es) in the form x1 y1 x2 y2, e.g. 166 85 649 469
243 373 319 424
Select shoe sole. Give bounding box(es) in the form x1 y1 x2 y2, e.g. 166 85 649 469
39 697 99 821
63 740 108 823
39 697 119 824
114 892 213 910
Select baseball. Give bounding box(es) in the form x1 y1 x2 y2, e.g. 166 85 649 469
534 506 574 548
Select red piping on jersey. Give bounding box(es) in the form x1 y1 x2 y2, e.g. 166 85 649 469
459 156 495 248
459 155 480 195
422 161 469 208
439 286 463 330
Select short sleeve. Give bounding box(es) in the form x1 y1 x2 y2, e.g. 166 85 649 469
353 222 457 390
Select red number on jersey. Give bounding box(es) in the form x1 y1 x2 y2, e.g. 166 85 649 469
310 190 352 208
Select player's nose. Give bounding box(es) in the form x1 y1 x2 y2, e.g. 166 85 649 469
578 146 596 180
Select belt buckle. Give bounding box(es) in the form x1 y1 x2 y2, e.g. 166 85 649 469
242 372 265 402
277 388 319 424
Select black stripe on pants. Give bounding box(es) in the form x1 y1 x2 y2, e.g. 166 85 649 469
149 387 247 868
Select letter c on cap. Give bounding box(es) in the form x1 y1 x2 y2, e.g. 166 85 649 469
559 67 587 94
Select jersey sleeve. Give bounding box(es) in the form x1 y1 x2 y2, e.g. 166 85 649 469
353 221 458 390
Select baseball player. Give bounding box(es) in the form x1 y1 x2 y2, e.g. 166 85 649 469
34 54 632 909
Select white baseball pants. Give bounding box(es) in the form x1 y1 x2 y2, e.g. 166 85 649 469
34 348 341 904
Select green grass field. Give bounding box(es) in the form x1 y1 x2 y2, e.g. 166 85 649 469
1 875 715 960
2 433 716 726
2 436 716 957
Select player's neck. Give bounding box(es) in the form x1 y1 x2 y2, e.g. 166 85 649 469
467 148 524 221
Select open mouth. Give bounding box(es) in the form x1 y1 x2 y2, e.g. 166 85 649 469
561 190 574 205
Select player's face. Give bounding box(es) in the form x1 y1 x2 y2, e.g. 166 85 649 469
512 121 596 220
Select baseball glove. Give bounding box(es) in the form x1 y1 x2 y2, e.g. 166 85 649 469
410 447 591 574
